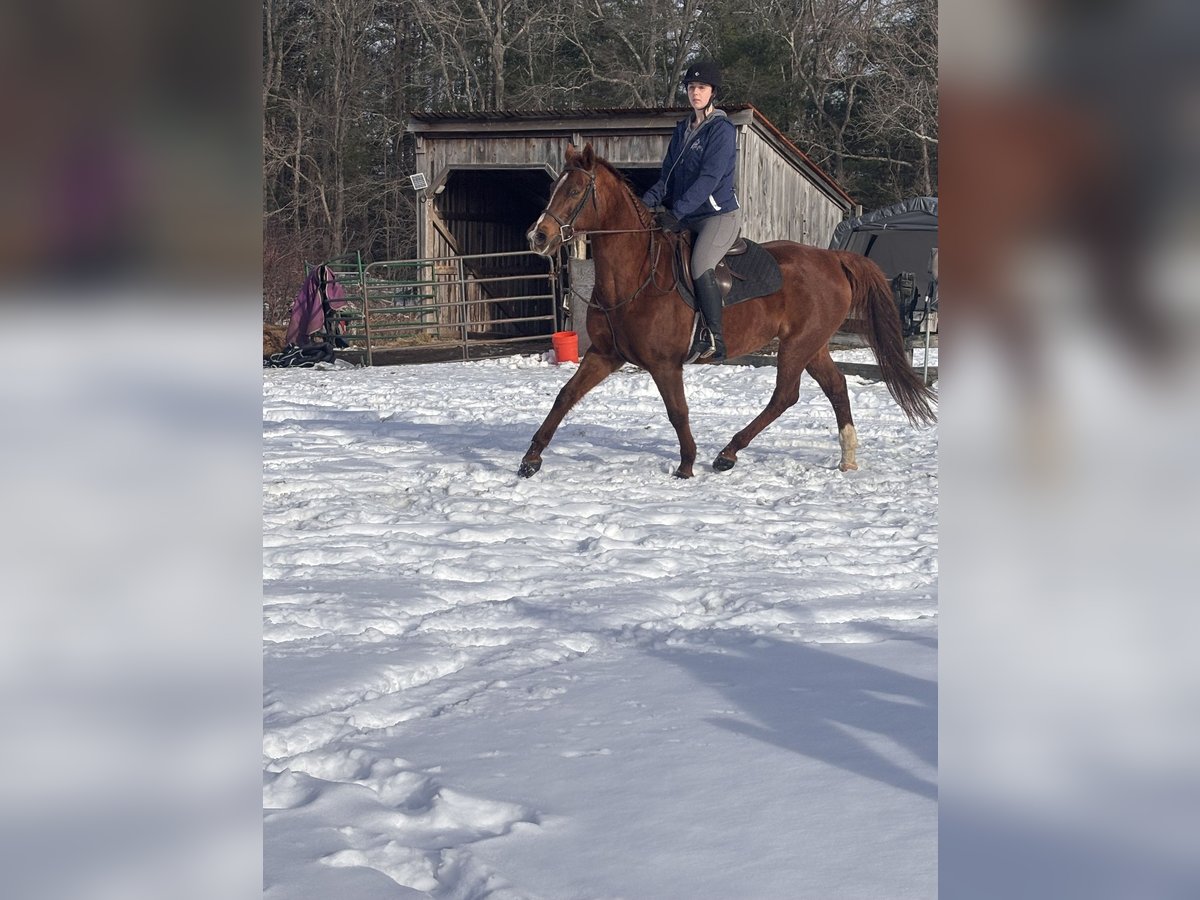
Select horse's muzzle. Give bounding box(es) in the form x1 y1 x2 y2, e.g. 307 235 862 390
527 226 556 256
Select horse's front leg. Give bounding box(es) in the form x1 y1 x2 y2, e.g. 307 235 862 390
648 365 697 478
518 351 624 477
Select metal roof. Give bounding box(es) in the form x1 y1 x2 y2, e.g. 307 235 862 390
409 106 696 122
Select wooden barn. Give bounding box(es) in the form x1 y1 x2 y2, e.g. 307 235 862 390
409 104 852 253
404 106 853 350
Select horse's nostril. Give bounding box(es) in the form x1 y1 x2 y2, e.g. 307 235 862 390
534 231 547 246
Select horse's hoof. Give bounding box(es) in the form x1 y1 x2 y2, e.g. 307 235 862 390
673 467 693 479
713 454 736 472
518 459 542 478
838 462 859 472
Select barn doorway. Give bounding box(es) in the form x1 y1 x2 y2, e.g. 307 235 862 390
427 163 658 348
435 167 553 253
433 166 559 338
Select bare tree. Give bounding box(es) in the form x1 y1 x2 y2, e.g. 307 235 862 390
855 0 938 196
756 0 883 183
698 0 936 204
557 0 703 108
410 0 565 110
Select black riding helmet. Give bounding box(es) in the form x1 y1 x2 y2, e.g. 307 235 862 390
681 59 722 93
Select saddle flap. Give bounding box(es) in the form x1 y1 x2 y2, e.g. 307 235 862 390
676 232 744 297
714 262 734 298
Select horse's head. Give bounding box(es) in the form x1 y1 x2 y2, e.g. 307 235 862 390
527 143 601 256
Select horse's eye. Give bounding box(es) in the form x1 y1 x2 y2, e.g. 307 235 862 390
568 188 580 197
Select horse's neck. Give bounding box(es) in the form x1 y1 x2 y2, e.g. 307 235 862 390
590 207 662 295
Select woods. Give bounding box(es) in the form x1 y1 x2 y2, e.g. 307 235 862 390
262 0 937 317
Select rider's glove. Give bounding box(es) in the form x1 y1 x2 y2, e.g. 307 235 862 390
654 207 682 233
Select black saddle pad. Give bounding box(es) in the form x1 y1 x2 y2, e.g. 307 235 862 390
723 240 783 306
677 238 783 309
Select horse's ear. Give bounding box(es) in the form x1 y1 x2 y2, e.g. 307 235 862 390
565 142 578 165
581 143 595 169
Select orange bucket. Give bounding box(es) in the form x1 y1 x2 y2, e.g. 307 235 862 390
551 330 580 364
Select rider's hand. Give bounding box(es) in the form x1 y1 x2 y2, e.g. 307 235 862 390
654 208 682 233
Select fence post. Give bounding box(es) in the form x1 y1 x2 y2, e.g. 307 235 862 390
356 251 374 367
457 256 469 361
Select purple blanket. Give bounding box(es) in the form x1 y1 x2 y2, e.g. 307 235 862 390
286 265 348 346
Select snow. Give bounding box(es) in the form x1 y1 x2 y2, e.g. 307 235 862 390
263 354 938 898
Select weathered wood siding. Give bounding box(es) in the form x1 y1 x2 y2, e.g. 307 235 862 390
581 133 669 168
737 127 844 247
417 132 669 194
419 135 565 190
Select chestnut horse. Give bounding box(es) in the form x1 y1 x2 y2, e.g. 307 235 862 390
519 143 936 479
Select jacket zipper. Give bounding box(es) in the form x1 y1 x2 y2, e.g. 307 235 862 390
663 115 717 197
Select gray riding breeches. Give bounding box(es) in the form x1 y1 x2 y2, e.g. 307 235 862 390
689 209 742 275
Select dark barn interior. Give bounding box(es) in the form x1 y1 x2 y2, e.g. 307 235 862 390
432 165 656 337
435 168 557 337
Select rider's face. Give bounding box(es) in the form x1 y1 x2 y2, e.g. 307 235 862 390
687 82 714 110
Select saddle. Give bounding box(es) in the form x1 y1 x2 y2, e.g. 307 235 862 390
673 234 783 310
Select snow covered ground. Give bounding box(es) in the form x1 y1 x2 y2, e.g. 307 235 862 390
263 354 938 898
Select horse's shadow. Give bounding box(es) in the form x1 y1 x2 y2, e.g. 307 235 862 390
265 400 755 475
650 629 937 800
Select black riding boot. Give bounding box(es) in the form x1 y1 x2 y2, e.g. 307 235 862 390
691 269 726 361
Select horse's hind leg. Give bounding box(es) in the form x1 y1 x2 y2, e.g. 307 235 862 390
519 351 624 477
805 346 858 471
713 339 810 471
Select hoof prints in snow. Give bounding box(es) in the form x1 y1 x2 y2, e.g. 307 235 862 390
265 753 539 895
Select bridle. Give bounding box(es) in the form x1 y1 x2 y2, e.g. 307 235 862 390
541 167 598 245
540 166 661 244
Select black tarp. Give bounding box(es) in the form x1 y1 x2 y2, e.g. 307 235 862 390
830 197 938 303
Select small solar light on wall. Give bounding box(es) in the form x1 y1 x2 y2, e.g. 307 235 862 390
408 173 428 191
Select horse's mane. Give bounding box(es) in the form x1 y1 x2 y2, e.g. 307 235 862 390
593 156 653 230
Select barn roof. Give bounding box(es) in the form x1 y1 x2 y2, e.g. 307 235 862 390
408 105 853 209
410 107 673 122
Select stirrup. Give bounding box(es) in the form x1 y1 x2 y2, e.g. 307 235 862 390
692 334 724 361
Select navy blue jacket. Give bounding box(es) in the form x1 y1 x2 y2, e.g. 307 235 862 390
642 110 740 221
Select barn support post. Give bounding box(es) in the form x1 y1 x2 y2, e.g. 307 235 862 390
567 236 593 356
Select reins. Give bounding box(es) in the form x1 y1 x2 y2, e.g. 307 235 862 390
571 237 665 313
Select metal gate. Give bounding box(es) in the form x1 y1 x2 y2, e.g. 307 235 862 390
315 249 563 365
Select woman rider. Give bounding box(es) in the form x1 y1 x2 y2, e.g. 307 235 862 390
642 59 740 361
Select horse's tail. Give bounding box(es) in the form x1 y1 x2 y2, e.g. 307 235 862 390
838 252 937 426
